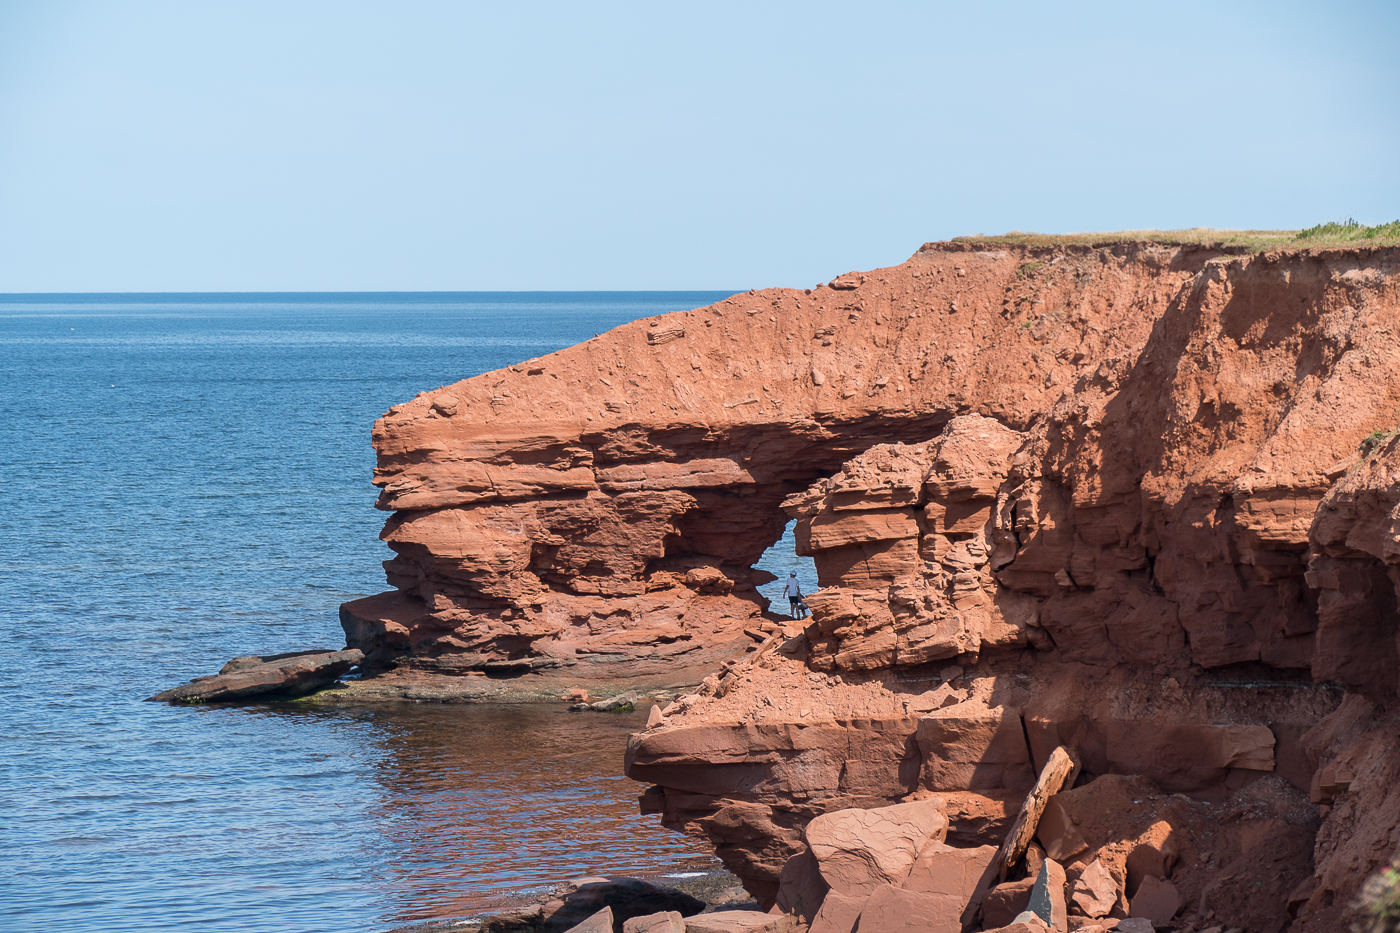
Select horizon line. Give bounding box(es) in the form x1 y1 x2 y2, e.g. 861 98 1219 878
0 288 746 297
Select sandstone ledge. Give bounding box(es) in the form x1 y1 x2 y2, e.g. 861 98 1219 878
148 648 364 704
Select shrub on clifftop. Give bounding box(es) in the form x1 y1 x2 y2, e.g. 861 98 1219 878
1359 859 1400 933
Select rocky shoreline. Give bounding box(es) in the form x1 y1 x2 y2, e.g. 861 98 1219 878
155 238 1400 930
387 871 758 933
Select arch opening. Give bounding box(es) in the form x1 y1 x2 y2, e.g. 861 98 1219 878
754 519 819 621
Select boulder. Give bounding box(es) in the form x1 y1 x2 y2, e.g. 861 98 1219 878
564 909 615 933
588 691 643 712
1035 796 1089 863
854 883 962 933
483 904 546 933
147 648 363 703
1063 922 1108 933
1024 859 1067 932
900 842 998 927
804 799 948 895
980 878 1035 929
1114 920 1154 933
683 910 794 933
772 849 829 923
544 878 705 933
1128 875 1180 925
807 890 866 933
1069 859 1118 919
623 913 685 933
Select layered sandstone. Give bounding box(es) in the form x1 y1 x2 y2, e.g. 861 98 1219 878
346 239 1400 930
344 243 1210 673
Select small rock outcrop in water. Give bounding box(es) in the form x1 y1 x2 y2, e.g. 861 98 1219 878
148 648 363 703
571 690 642 712
348 238 1400 931
483 877 706 933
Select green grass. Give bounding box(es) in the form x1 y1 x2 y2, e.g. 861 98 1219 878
949 220 1400 253
1360 429 1396 457
1297 218 1400 243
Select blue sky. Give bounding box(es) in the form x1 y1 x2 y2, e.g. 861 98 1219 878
1 1 1396 291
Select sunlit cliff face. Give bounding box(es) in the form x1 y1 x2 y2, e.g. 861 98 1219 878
352 240 1400 931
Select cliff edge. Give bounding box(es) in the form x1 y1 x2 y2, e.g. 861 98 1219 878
345 238 1400 930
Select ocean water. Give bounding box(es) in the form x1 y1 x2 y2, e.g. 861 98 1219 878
0 292 763 933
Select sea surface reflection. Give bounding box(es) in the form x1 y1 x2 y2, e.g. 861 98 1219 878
0 293 733 933
347 701 718 924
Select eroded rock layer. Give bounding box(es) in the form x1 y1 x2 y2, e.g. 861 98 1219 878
347 240 1400 930
346 244 1212 671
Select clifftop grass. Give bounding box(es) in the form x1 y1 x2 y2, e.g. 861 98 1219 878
952 219 1400 253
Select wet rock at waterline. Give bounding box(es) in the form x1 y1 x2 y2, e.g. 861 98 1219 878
523 874 705 930
148 648 363 703
571 690 644 713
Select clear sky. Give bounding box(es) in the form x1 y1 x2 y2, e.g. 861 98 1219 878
1 0 1397 292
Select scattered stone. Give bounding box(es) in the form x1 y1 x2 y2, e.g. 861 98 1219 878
1128 875 1180 925
1069 858 1118 918
1114 920 1154 933
707 885 752 907
646 705 665 728
148 648 363 704
647 324 687 346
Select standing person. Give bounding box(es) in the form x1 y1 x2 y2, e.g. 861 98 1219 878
784 572 805 618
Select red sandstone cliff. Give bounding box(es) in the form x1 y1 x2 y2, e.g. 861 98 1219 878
345 240 1400 931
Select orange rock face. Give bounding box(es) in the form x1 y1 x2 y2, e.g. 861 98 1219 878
344 242 1203 672
347 239 1400 931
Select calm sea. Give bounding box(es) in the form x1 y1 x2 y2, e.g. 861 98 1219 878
0 292 787 933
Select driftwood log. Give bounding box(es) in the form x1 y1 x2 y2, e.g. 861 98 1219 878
995 745 1081 880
